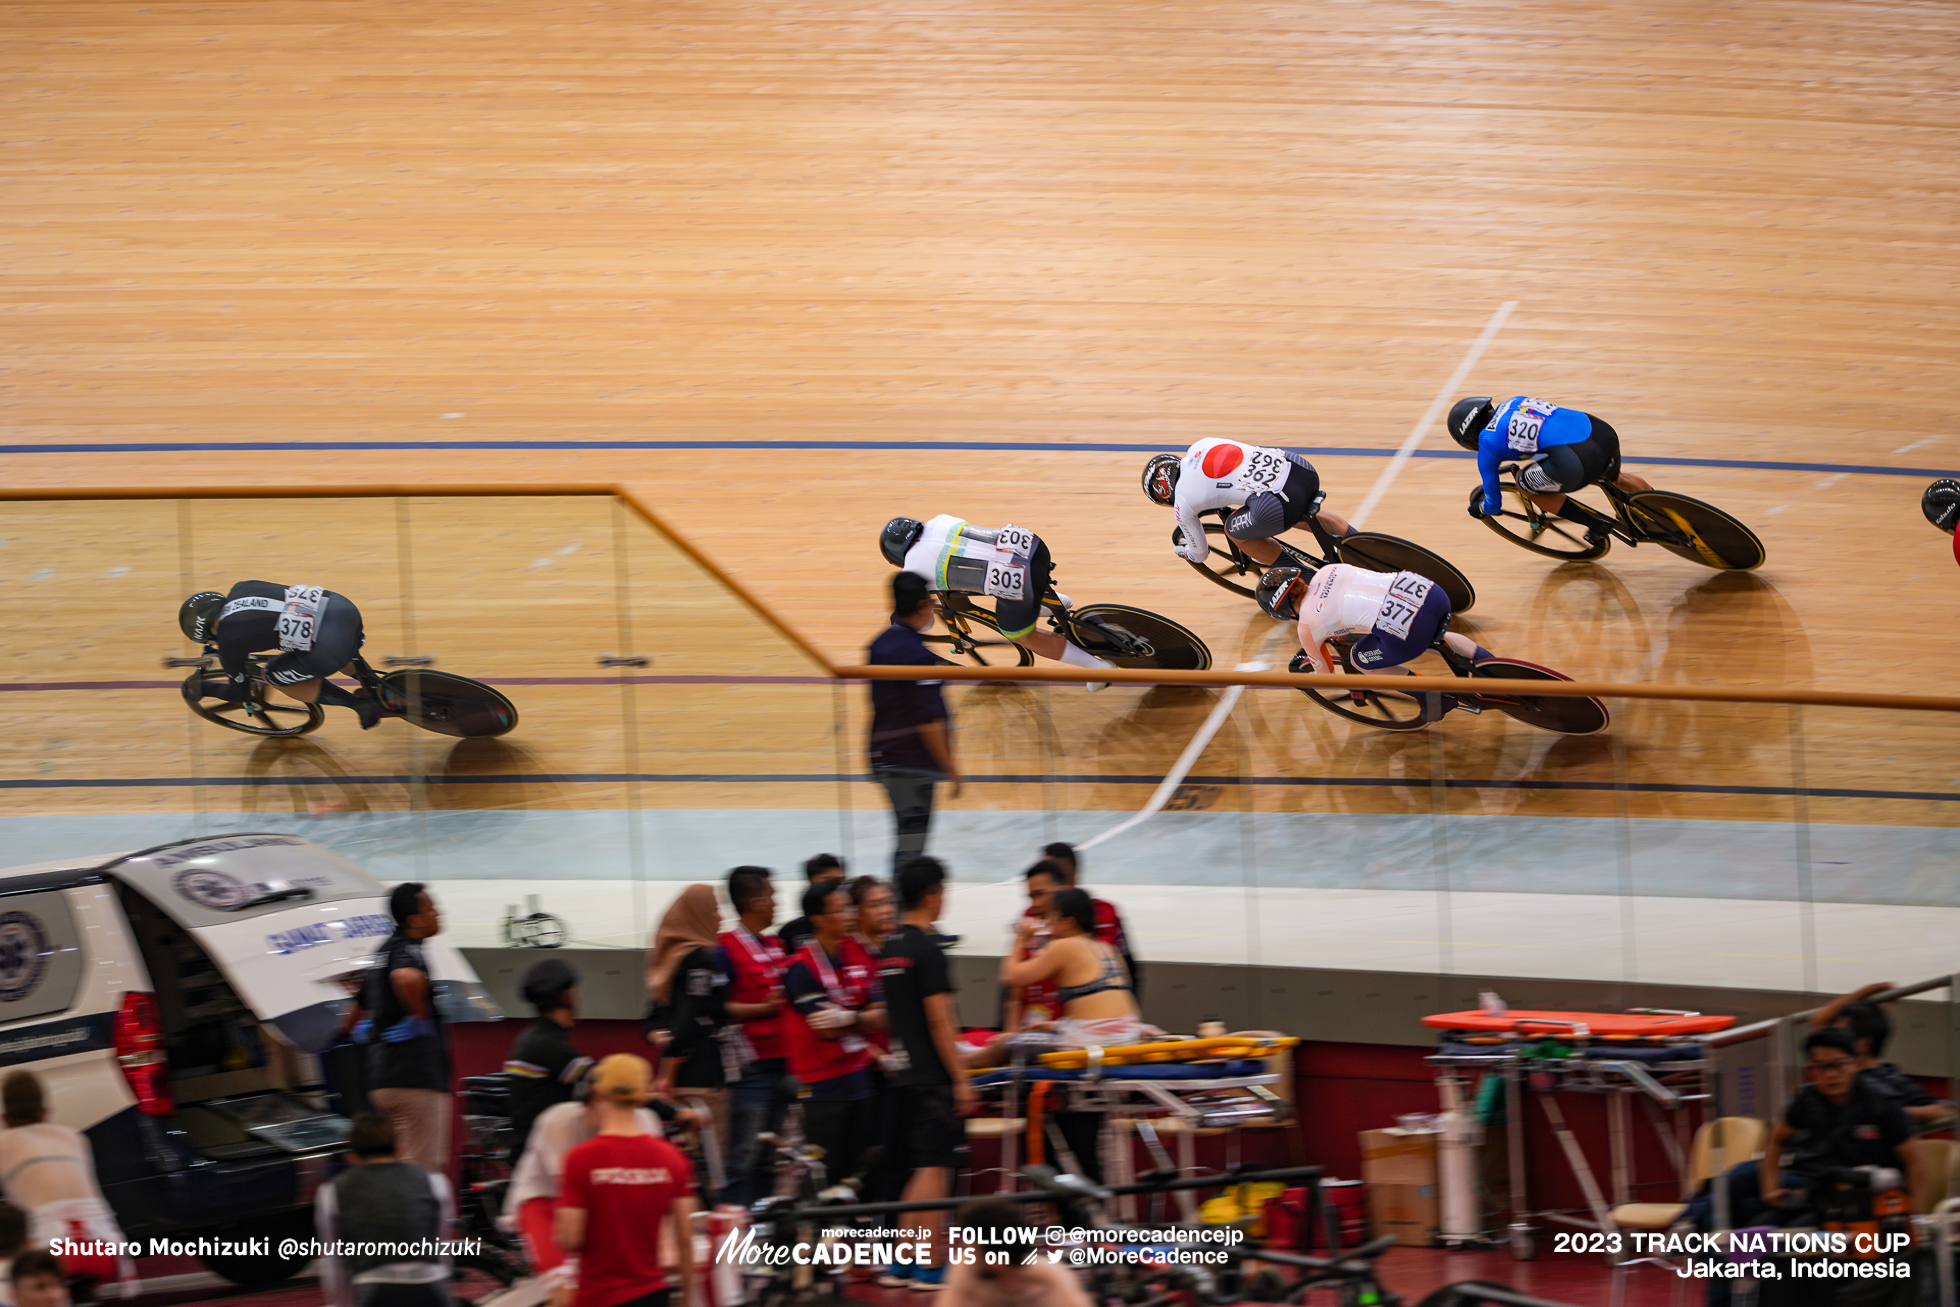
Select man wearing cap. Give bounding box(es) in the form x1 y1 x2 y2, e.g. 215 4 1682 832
555 1055 696 1307
504 959 593 1162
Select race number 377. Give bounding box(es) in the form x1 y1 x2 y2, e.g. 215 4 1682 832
1374 573 1434 640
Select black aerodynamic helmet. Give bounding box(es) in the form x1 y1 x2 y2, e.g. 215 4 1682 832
880 517 925 567
1448 397 1497 452
1255 565 1310 622
178 591 226 643
1141 454 1180 508
1923 479 1960 535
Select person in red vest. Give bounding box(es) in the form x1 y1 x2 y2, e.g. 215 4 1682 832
716 866 790 1208
782 882 886 1187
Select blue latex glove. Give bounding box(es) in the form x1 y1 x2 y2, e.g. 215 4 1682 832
380 1016 434 1043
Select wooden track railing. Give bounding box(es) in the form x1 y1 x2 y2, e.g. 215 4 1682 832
8 483 1960 714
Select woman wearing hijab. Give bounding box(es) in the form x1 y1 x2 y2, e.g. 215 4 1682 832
644 884 733 1194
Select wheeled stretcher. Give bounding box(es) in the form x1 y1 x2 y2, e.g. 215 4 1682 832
1421 1008 1730 1259
969 1035 1299 1217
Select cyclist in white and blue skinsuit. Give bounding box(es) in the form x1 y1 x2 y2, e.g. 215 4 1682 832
1452 396 1652 540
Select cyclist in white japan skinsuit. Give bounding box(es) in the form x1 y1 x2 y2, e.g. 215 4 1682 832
878 514 1117 684
1259 563 1488 676
1145 440 1355 568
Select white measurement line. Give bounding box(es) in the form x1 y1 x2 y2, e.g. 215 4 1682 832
1346 300 1519 530
1074 305 1518 853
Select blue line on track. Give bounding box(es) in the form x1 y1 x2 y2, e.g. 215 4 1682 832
0 439 1952 480
3 772 1954 804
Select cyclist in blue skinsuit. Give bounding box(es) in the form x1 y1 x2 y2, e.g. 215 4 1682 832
1452 396 1652 541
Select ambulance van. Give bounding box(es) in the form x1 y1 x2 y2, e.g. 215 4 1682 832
0 833 498 1284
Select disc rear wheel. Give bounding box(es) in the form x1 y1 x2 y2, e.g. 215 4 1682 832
1473 482 1612 561
1624 491 1765 570
378 670 519 737
1335 532 1478 613
182 671 324 737
1069 604 1212 671
1470 658 1609 735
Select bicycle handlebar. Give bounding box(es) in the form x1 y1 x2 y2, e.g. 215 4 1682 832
1244 1234 1398 1271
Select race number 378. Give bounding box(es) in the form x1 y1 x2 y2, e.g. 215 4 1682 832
277 585 325 652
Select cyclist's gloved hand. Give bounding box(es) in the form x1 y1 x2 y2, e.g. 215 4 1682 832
380 1016 435 1043
348 1018 375 1045
806 1003 856 1031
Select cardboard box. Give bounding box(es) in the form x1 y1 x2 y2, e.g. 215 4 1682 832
1357 1126 1439 1186
1367 1180 1439 1246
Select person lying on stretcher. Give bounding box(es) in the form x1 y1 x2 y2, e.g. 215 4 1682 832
965 888 1151 1069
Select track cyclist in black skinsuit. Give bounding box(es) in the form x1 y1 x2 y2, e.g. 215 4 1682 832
178 582 391 729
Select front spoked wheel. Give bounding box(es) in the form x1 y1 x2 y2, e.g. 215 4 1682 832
1624 491 1765 570
1335 532 1478 613
1473 482 1613 561
1069 604 1212 671
1297 646 1437 731
182 671 325 737
1470 657 1610 735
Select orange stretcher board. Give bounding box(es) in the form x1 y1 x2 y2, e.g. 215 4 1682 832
1421 1010 1735 1038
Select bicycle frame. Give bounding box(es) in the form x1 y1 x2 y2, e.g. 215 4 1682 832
1497 466 1662 548
1196 494 1343 572
931 590 1085 654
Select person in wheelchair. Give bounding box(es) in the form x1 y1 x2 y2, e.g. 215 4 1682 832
1259 563 1488 681
1143 440 1354 569
879 516 1116 685
177 582 391 728
1452 396 1653 540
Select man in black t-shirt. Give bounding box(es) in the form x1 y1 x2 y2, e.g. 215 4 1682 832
1758 1029 1922 1217
875 857 976 1291
347 884 453 1173
503 959 593 1161
1808 984 1955 1125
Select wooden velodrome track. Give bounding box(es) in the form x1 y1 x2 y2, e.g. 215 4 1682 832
3 1 1959 899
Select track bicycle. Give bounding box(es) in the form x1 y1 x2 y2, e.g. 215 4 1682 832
1161 491 1478 614
1298 620 1609 736
1472 466 1764 569
181 650 519 739
929 589 1212 672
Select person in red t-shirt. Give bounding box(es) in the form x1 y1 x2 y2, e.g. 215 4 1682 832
717 866 792 1209
554 1055 696 1307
